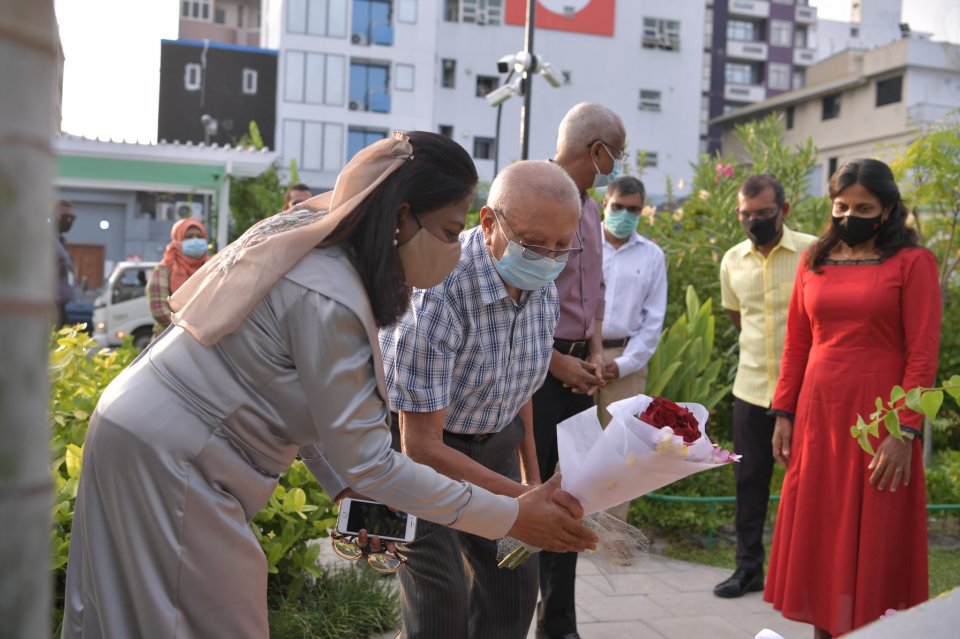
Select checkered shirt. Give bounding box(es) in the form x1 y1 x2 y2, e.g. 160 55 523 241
380 227 560 435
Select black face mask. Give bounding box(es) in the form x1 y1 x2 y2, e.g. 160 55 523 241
832 213 882 247
743 215 780 247
58 216 74 234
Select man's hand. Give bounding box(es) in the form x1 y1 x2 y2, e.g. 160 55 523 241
602 361 620 381
868 435 913 492
508 475 597 553
549 352 603 395
772 416 792 467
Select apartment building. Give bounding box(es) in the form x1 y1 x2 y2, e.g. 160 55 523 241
711 36 960 193
179 0 264 47
261 0 707 201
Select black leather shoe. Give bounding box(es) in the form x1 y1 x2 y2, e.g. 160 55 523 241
535 631 582 639
713 569 764 598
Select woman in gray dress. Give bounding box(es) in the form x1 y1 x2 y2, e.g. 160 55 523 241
62 132 597 639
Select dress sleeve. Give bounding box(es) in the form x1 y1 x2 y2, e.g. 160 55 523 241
282 289 518 539
898 249 942 428
772 259 812 414
147 266 172 327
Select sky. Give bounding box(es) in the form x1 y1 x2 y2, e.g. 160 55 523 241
54 0 955 144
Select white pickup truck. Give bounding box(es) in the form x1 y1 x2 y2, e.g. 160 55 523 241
92 261 159 350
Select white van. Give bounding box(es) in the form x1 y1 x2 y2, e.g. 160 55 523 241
92 261 159 350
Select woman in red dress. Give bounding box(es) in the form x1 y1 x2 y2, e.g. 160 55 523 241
765 158 941 637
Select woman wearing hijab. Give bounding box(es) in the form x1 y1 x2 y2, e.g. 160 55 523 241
147 218 210 336
62 132 597 639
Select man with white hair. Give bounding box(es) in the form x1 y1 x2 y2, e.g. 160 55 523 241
380 160 583 639
533 102 627 639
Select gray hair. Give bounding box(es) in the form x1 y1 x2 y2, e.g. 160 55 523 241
556 102 625 153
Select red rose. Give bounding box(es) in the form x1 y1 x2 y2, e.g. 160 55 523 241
638 397 701 445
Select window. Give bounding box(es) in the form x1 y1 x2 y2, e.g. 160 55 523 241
283 120 344 172
350 61 390 112
725 62 758 85
238 5 244 27
287 0 349 38
727 20 759 42
352 0 393 46
794 26 809 49
438 124 453 138
639 89 661 112
768 62 791 90
441 58 456 88
398 0 417 23
770 20 792 47
444 0 459 21
793 68 806 90
822 93 841 120
640 151 658 168
643 17 681 51
395 63 414 91
285 51 346 106
348 127 388 161
785 105 794 129
875 75 902 107
214 8 226 24
473 136 496 160
475 75 498 97
242 69 258 95
443 0 502 25
184 63 202 91
182 0 211 20
828 156 838 178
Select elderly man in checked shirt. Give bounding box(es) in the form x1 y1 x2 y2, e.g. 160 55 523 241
379 160 582 639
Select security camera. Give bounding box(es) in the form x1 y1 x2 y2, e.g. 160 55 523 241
485 83 516 107
539 62 564 88
497 54 515 74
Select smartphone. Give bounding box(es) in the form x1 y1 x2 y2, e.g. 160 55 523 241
336 498 417 543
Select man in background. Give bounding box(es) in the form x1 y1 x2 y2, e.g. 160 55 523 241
54 199 76 328
284 183 312 208
596 175 667 521
715 175 816 598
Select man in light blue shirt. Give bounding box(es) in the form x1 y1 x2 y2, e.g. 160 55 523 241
380 160 582 639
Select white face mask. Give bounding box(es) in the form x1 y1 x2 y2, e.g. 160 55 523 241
398 226 461 288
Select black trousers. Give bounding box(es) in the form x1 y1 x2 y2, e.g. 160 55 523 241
732 397 776 574
532 371 594 636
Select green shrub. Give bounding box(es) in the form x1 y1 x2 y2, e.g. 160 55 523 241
927 449 960 512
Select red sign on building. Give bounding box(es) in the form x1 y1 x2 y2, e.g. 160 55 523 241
505 0 615 37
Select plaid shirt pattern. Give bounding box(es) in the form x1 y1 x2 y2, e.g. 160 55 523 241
147 265 172 334
380 228 560 435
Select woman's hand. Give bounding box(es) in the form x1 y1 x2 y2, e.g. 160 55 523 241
772 416 793 467
868 435 913 492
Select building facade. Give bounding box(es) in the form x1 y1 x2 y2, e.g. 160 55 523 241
711 37 960 194
180 0 264 47
262 0 707 201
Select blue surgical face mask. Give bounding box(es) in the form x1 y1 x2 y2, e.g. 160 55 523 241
604 206 640 238
592 143 623 189
181 237 208 258
493 239 566 291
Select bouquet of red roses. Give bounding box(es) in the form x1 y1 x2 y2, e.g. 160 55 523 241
638 396 701 445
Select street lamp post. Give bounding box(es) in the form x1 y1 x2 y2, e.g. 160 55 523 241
519 0 536 160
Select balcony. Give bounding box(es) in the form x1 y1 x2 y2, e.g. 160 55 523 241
728 0 770 19
727 39 769 61
795 5 816 24
724 83 766 103
793 47 816 66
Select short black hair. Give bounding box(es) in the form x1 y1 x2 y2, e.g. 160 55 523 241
739 174 785 206
607 176 646 202
288 183 310 193
323 131 478 327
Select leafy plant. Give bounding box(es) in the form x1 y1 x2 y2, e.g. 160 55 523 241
645 286 732 412
850 377 960 455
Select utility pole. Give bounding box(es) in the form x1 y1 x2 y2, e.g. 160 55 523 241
519 0 536 160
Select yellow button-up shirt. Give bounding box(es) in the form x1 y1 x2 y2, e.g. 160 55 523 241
719 225 817 408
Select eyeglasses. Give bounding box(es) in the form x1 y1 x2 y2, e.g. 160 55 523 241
329 533 406 574
586 140 628 164
492 208 584 262
735 206 781 221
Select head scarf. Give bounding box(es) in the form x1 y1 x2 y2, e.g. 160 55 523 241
170 132 415 346
161 218 210 293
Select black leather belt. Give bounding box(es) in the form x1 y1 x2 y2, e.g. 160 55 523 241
553 338 588 358
602 337 629 348
444 430 494 443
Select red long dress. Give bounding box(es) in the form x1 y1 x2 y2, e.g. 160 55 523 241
765 247 941 636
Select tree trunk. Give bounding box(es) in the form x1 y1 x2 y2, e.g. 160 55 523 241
0 1 58 636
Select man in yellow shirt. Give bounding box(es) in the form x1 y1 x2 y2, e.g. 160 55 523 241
715 175 816 598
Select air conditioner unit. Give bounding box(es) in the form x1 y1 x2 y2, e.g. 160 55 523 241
175 200 204 219
348 101 361 111
351 32 368 45
156 202 176 221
